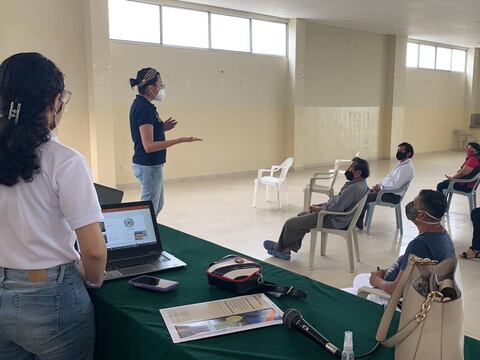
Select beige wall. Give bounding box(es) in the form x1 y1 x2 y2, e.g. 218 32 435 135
403 69 466 153
110 43 288 184
0 0 91 162
294 23 389 168
1 0 474 186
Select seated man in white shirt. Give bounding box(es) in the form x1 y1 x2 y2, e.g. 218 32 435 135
356 142 415 230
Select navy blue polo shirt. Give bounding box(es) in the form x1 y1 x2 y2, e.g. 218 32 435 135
129 95 166 166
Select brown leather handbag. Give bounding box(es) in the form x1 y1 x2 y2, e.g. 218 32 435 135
376 255 464 359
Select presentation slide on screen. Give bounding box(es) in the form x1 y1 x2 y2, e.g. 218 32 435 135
100 208 157 249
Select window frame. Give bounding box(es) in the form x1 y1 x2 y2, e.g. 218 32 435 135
406 40 467 73
107 0 288 58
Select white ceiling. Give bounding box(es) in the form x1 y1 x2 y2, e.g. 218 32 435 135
186 0 480 48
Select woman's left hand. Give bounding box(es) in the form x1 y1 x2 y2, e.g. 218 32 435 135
164 117 178 131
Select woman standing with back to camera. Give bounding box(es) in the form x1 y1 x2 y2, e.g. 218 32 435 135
129 68 201 216
0 53 107 359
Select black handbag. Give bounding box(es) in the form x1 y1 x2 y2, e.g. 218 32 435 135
207 255 306 299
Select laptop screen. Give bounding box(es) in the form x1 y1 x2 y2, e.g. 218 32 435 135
100 203 157 250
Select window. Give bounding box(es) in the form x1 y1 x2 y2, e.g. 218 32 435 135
108 0 160 44
419 44 435 69
451 49 466 72
107 1 288 57
406 41 466 72
252 20 287 56
436 47 452 71
211 14 250 52
162 7 209 48
406 42 419 68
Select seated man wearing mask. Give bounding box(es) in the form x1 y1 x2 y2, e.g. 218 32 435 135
356 142 415 230
263 157 370 260
344 190 455 302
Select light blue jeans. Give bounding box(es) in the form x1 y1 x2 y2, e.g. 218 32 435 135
0 262 95 360
133 163 165 216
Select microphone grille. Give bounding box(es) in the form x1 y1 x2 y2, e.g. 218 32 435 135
283 308 301 328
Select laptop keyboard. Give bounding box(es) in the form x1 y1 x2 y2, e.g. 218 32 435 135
107 254 168 271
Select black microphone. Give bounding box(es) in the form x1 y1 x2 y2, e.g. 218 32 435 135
283 308 342 359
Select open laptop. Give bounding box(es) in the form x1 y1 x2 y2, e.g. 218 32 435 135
94 183 124 206
100 201 186 280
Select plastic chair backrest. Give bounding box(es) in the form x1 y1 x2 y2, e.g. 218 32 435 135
470 172 480 191
347 193 369 231
278 157 294 181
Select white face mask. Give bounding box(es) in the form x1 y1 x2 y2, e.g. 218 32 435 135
154 88 166 102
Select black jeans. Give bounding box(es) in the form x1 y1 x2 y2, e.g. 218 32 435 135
436 180 472 194
471 208 480 251
357 190 401 227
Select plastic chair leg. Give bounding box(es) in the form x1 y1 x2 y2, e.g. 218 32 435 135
469 194 474 214
353 229 360 262
303 187 311 211
276 185 281 208
445 192 453 213
309 229 317 270
395 205 403 234
265 184 269 202
346 233 355 273
320 232 328 256
365 204 375 234
252 180 258 207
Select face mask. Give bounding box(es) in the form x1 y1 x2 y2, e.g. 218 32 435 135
467 148 476 157
396 151 407 161
154 88 166 102
345 170 354 181
405 201 442 224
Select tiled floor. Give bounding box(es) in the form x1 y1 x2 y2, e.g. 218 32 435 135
122 151 480 339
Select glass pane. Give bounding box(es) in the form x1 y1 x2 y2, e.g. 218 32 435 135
211 14 250 52
108 0 160 43
252 20 286 56
451 49 466 72
162 6 208 48
406 42 419 68
419 44 435 69
436 47 451 71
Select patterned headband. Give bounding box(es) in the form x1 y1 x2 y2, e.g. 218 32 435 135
138 68 158 87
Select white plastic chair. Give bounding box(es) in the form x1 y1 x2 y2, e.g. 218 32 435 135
443 172 480 214
364 181 411 235
303 167 340 211
357 286 391 301
252 157 294 209
332 151 360 175
309 193 368 273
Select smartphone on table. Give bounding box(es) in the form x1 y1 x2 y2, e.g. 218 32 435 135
128 275 179 292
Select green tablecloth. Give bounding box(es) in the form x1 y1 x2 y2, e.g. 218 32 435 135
92 225 480 359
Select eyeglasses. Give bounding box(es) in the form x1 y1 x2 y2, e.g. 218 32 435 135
60 90 72 105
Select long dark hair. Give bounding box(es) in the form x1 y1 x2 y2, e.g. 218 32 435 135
0 52 64 186
129 67 159 95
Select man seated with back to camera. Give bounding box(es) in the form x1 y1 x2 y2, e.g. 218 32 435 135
263 157 370 260
343 190 455 303
356 142 415 230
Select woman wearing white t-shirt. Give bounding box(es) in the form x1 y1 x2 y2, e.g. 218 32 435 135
0 53 107 359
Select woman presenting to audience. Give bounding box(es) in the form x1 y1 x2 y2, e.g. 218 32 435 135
129 68 201 216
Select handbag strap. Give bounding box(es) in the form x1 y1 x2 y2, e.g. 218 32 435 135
376 256 438 346
259 281 307 299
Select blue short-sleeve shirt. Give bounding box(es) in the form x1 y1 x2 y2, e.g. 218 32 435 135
384 231 455 282
129 95 166 166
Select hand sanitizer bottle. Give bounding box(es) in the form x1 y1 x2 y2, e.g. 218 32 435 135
342 331 355 360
